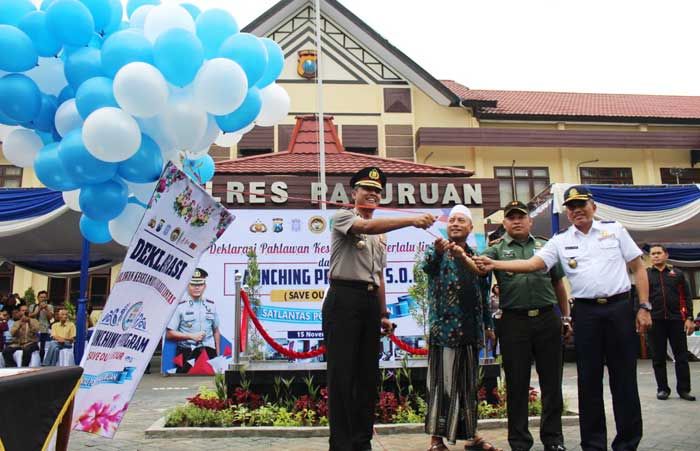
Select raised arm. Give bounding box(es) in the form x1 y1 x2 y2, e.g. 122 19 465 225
474 255 546 274
350 213 436 235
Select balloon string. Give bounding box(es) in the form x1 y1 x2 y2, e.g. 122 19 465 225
219 186 442 240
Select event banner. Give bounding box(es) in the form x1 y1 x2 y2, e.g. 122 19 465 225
164 207 485 366
72 163 233 438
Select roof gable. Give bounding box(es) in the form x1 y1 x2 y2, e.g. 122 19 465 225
243 0 459 105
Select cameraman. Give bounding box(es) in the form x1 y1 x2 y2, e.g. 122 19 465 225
2 305 40 367
29 290 54 359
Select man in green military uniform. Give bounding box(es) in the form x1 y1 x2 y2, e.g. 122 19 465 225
166 268 221 373
481 201 571 451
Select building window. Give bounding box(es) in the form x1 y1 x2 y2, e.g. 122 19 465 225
579 167 633 185
660 168 700 184
383 88 412 113
0 165 22 187
238 126 274 157
0 262 14 297
494 167 550 204
48 268 111 308
343 125 378 155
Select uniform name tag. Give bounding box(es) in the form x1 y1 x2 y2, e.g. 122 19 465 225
564 246 578 250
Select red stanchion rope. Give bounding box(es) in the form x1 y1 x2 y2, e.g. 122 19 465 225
240 290 326 359
240 290 429 358
388 333 429 356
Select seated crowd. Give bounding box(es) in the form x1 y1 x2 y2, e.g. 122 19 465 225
0 291 76 367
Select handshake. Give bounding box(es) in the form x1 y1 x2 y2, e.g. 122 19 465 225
473 255 496 272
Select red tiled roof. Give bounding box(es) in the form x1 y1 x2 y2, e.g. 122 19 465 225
441 80 700 120
216 115 474 176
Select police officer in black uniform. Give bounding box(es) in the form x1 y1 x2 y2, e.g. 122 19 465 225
647 244 696 401
323 166 435 451
166 268 221 373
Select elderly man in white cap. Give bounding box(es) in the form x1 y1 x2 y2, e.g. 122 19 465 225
422 205 501 451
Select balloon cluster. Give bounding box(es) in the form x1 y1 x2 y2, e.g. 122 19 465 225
0 0 290 245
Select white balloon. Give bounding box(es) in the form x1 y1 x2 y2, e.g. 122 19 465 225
256 84 291 127
83 107 141 162
193 58 247 115
2 128 43 168
62 190 81 211
160 92 207 151
54 99 83 137
0 124 19 141
114 62 169 118
129 5 154 29
214 131 242 147
190 114 220 153
127 181 157 204
143 4 195 43
24 58 67 96
109 202 146 246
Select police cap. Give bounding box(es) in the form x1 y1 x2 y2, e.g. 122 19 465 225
350 166 386 191
190 267 208 285
563 185 593 205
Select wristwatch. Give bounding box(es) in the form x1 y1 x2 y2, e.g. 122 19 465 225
638 303 652 312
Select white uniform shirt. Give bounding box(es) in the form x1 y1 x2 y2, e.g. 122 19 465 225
536 220 642 299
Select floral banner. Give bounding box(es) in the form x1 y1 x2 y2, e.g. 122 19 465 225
72 162 234 438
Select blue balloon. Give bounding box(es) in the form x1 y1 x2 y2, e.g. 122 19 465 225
18 11 61 57
101 29 153 78
46 0 95 46
180 3 200 20
0 24 38 71
79 178 128 221
34 142 80 191
59 129 117 184
256 38 284 88
0 74 42 123
117 134 163 183
0 109 21 125
102 0 122 35
0 0 36 26
79 214 111 243
218 33 268 87
75 76 116 118
195 8 238 58
57 84 74 104
40 0 57 12
32 94 58 132
64 46 103 89
126 0 159 18
79 0 111 33
36 130 55 144
153 28 203 87
215 87 262 133
183 154 215 184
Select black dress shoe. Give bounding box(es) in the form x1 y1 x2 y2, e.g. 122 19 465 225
657 389 670 400
679 392 696 401
544 446 567 451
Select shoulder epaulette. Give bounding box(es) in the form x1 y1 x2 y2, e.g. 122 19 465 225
487 237 504 246
178 301 187 305
601 220 616 224
205 299 215 304
535 235 549 242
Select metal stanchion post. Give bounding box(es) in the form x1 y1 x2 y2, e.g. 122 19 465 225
233 272 242 366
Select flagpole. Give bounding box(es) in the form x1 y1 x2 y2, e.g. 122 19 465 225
314 0 326 210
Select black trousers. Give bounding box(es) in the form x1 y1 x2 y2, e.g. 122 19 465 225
498 308 564 450
175 346 217 374
322 284 380 451
573 299 642 451
650 319 691 394
2 342 40 367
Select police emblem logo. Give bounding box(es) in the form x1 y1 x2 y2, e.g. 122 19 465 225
568 258 578 269
249 219 267 233
297 50 317 79
369 168 379 180
308 215 326 234
569 188 579 197
272 218 284 233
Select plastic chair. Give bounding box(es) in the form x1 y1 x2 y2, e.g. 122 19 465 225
58 348 75 366
13 350 41 367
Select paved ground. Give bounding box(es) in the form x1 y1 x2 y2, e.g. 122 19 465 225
70 360 699 451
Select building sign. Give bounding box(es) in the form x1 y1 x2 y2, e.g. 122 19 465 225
211 175 500 212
